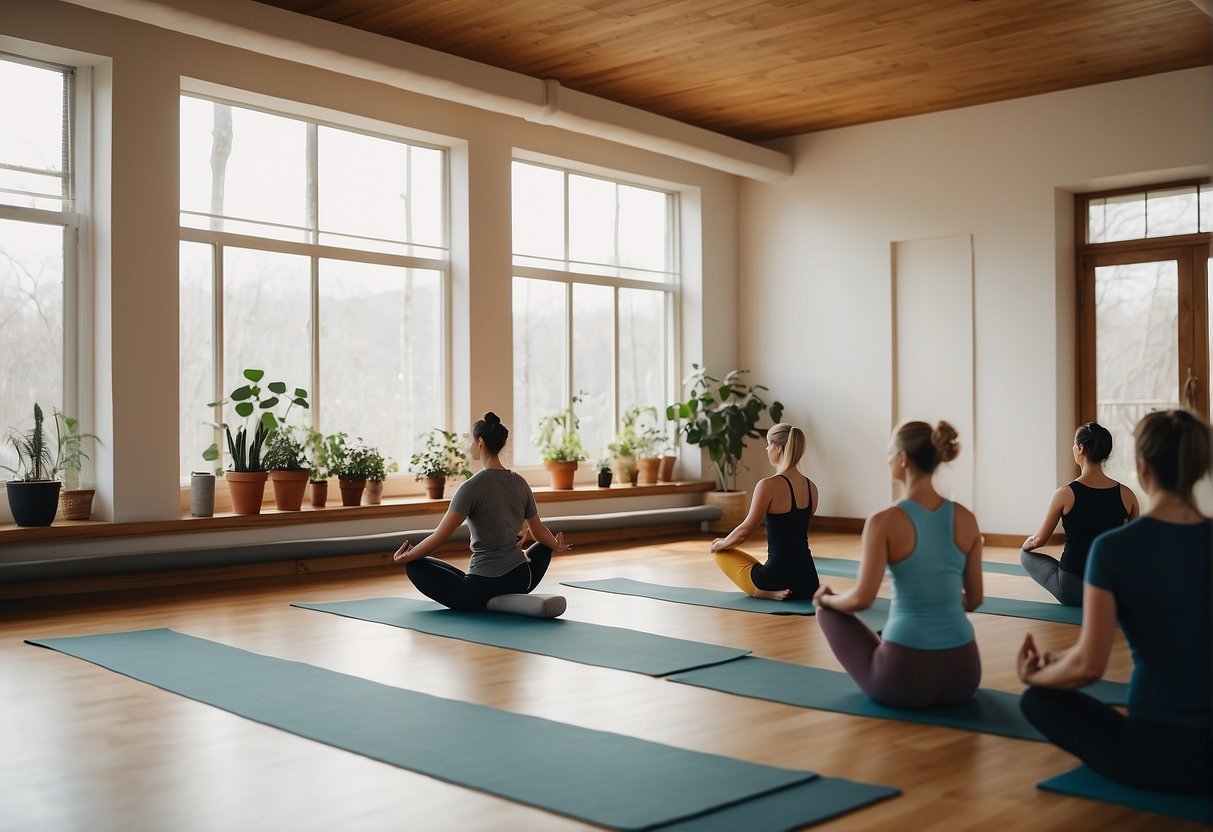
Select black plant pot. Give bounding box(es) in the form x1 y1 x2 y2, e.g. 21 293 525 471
597 470 613 488
6 480 62 527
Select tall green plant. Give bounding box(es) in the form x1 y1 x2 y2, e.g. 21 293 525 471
202 368 310 473
667 365 783 492
534 394 588 463
3 403 57 482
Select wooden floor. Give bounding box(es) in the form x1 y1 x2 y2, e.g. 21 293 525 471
0 533 1195 831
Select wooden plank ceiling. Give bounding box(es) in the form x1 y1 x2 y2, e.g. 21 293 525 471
254 0 1211 141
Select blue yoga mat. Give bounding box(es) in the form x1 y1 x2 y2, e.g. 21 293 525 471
293 597 749 676
27 629 899 831
560 577 888 629
814 555 1025 578
1038 766 1212 824
668 657 1130 740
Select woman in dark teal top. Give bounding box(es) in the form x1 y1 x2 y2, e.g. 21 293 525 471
1018 409 1211 794
1020 422 1139 606
814 420 984 707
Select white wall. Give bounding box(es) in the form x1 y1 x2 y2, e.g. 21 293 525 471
1 0 743 530
739 67 1212 534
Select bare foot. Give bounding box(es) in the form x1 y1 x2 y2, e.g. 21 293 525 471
753 588 792 601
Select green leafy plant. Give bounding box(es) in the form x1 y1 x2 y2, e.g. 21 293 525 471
409 428 472 481
368 456 398 483
52 410 100 490
3 403 58 482
304 428 342 483
262 426 309 472
609 404 665 459
331 436 384 481
666 365 783 492
202 369 310 473
534 394 588 463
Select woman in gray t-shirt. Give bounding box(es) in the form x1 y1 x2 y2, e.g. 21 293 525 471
393 412 571 610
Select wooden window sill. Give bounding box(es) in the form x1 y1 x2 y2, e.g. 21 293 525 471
0 480 714 545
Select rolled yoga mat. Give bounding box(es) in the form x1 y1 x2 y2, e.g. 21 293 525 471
26 629 899 831
667 657 1130 741
1038 766 1211 824
292 596 750 676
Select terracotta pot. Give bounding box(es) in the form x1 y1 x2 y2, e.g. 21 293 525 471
365 479 384 505
226 471 269 515
544 460 578 490
423 476 446 499
58 487 95 520
703 489 748 534
636 457 660 485
310 480 328 508
658 454 677 482
338 478 366 506
612 456 638 486
269 469 310 511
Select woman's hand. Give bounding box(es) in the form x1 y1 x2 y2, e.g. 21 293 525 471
1022 535 1042 551
709 538 727 553
392 540 414 563
812 584 835 608
1017 633 1057 683
554 532 572 553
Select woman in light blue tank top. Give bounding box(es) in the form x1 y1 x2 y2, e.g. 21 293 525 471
814 421 984 707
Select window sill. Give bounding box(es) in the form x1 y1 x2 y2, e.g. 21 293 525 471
0 480 714 545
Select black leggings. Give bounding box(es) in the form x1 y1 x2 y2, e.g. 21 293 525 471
405 543 553 611
1020 686 1212 794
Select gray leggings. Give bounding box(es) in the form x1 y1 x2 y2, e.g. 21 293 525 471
817 606 982 708
1019 549 1084 607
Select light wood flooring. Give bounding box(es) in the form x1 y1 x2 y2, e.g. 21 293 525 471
0 533 1197 831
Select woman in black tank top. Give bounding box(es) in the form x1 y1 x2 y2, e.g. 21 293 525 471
708 423 820 600
1020 422 1139 606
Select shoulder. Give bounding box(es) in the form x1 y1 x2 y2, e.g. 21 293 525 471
867 504 910 532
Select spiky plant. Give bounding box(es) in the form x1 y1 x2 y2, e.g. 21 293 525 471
3 403 58 482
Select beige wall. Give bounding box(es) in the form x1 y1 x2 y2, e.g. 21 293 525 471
1 0 742 529
738 67 1213 534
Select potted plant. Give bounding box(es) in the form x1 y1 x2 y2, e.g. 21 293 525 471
667 365 783 531
202 368 310 515
53 409 100 520
596 458 613 488
305 428 342 508
534 395 588 489
624 405 665 485
262 426 310 511
365 457 398 505
409 428 472 499
3 403 62 527
332 436 381 506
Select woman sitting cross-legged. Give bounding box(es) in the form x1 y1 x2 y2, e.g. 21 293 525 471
813 420 984 708
1019 421 1139 606
1018 409 1211 794
709 422 821 601
393 412 571 618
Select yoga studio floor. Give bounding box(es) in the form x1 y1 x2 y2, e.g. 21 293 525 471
0 532 1195 831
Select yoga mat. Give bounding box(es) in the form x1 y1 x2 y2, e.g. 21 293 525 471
668 658 1131 741
292 597 749 676
814 555 1024 577
1038 766 1212 824
560 577 888 630
27 629 899 831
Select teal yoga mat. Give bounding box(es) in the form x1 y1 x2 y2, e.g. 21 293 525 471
559 577 888 630
814 555 1025 577
292 597 749 676
27 629 899 831
1038 766 1211 824
668 657 1130 740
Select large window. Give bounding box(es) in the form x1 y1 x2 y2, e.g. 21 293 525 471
1077 180 1211 497
511 161 677 466
0 55 76 475
179 96 448 478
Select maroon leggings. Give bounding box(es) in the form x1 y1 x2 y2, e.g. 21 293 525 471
817 606 981 708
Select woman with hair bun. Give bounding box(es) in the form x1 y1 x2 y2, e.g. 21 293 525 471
1018 409 1211 794
709 422 820 600
813 421 984 707
1020 422 1139 606
393 412 571 617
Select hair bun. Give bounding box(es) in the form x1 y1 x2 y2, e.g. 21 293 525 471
931 421 960 463
483 411 501 426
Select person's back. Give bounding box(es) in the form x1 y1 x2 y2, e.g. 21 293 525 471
883 499 974 651
1059 481 1128 578
756 474 819 598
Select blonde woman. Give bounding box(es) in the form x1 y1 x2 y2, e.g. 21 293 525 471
709 423 820 601
814 421 984 707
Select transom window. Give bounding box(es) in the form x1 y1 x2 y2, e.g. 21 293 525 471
178 95 449 478
511 161 677 466
0 54 77 474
